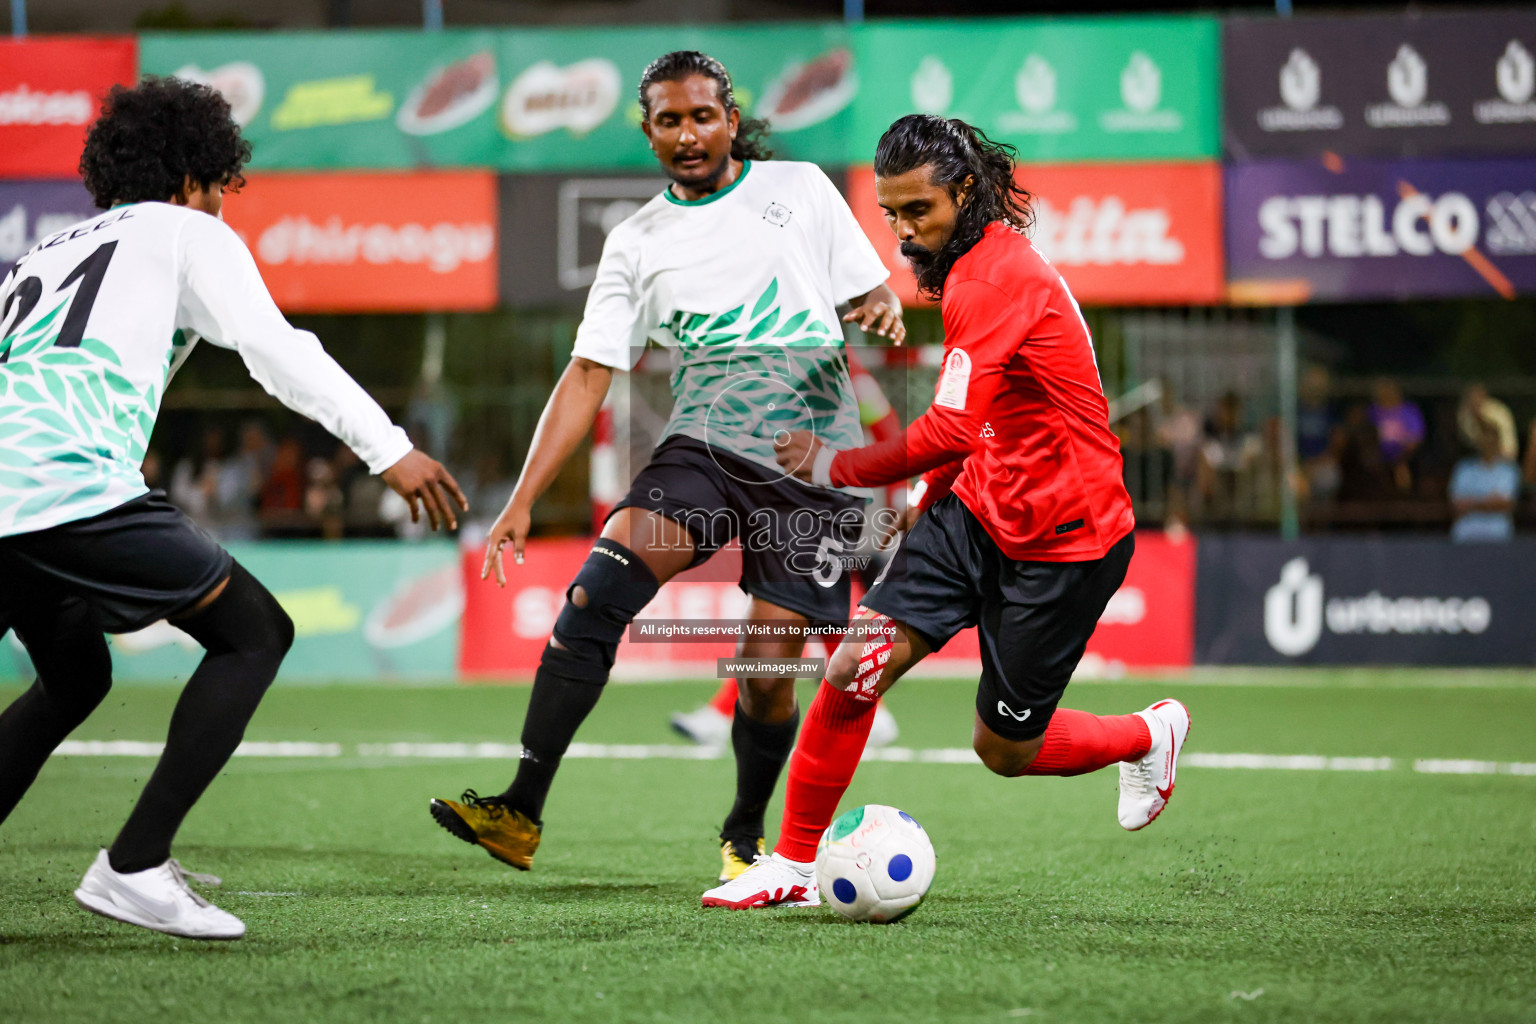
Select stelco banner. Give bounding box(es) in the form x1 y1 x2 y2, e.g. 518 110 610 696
849 163 1224 307
140 25 855 172
0 180 97 274
1226 156 1536 303
222 171 498 312
852 16 1219 163
1195 536 1536 666
0 37 137 178
1224 12 1536 160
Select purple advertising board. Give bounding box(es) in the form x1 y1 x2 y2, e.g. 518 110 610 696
1224 12 1536 160
1226 156 1536 304
0 180 97 276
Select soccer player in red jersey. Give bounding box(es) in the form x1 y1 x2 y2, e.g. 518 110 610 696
702 115 1190 910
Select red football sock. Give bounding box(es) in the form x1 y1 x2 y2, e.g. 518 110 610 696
709 680 738 717
773 682 877 863
1018 708 1151 777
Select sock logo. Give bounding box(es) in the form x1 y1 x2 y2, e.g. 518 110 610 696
997 701 1032 722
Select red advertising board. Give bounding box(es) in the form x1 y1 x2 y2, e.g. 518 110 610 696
0 37 137 179
848 163 1224 307
458 531 1194 679
221 171 498 312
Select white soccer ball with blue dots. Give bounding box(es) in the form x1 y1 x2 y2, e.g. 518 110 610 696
815 804 936 923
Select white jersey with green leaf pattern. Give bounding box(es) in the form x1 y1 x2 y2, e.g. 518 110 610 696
571 160 889 486
0 202 412 538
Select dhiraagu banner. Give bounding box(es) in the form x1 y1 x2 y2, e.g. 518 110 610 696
139 25 856 171
2 542 463 682
851 16 1220 163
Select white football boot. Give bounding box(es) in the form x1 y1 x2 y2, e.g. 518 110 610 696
1117 699 1192 831
866 703 900 749
701 852 820 909
669 704 732 748
74 849 245 940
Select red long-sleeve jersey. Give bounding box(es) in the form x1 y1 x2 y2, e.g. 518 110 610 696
829 222 1134 562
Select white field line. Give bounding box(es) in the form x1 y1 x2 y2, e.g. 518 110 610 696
48 740 1536 776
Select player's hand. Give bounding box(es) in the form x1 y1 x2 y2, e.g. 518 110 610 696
380 449 468 531
773 429 823 483
481 499 532 587
843 300 906 345
876 503 923 549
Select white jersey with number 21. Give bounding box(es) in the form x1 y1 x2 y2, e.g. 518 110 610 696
0 201 411 538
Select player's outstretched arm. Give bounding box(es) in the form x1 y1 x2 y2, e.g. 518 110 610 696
843 283 905 345
482 356 613 585
381 449 468 531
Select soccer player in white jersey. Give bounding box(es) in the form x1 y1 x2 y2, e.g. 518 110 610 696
0 77 465 940
429 51 905 882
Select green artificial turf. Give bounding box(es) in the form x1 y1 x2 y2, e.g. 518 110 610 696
1 673 1533 1024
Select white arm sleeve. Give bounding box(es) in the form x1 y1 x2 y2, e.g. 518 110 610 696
571 223 645 370
175 215 413 475
811 165 890 304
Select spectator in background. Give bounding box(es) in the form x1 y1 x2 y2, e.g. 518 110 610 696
305 455 345 539
1198 390 1262 524
1296 365 1342 502
1456 383 1517 461
1155 382 1202 537
169 428 225 522
1449 415 1520 543
1370 378 1424 493
259 435 306 528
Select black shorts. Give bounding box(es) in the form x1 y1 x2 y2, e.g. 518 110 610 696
862 494 1134 741
0 491 233 635
611 435 864 628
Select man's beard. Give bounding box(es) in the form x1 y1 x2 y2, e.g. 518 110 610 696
900 236 960 300
666 149 733 191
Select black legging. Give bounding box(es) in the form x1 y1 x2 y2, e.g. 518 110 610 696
0 562 293 872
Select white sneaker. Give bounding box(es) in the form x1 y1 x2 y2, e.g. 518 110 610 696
1118 699 1191 831
701 852 820 909
867 702 900 749
670 704 732 747
74 849 245 940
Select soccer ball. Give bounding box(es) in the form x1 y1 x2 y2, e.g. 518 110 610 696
815 804 936 923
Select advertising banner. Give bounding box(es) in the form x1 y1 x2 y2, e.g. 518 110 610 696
0 180 97 275
0 37 137 178
849 162 1225 307
1224 12 1536 161
2 542 462 682
1195 536 1536 666
851 16 1219 163
459 532 1192 678
140 25 854 172
1226 156 1536 303
221 171 498 312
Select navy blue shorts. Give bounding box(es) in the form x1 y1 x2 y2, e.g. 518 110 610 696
862 494 1133 741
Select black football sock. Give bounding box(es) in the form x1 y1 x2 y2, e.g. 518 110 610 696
720 702 800 844
108 564 293 874
0 602 113 826
498 643 607 825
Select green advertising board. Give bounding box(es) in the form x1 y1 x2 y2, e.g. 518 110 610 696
140 17 1217 171
851 16 1219 162
140 25 856 171
2 542 461 683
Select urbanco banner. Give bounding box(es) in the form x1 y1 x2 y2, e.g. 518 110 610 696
1224 12 1536 160
1195 536 1536 666
221 171 498 312
1226 156 1536 303
848 163 1224 307
140 25 855 172
851 16 1219 163
0 37 137 178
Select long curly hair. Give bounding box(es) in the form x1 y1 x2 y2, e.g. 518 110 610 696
873 114 1034 300
637 50 772 162
79 76 251 210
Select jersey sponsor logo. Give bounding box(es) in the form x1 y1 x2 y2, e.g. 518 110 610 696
762 202 793 228
933 348 971 410
996 701 1031 723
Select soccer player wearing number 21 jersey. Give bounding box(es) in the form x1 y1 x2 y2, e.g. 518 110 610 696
704 116 1191 910
0 78 466 939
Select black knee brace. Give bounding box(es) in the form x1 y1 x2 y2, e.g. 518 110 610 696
551 540 659 673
